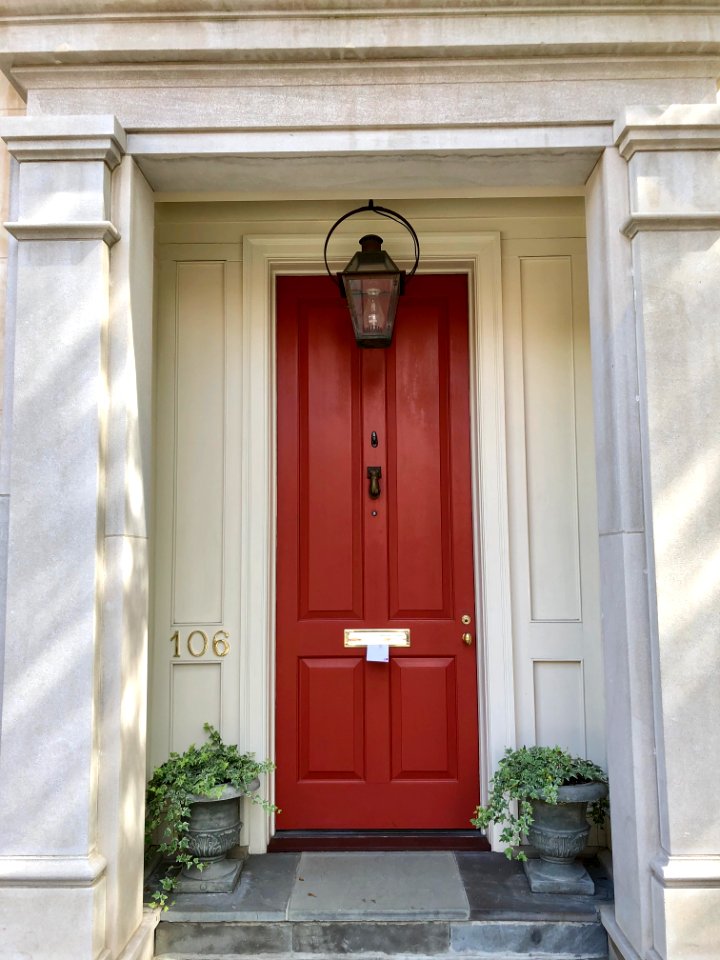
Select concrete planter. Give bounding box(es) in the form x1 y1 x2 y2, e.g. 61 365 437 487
175 777 260 894
523 781 608 895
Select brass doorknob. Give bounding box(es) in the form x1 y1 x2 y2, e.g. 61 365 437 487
462 632 473 646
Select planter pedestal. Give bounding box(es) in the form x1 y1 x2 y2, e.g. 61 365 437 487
523 857 594 895
174 781 258 895
522 781 607 896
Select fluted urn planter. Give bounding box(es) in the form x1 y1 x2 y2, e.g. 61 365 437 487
175 778 260 894
523 781 608 894
472 746 609 899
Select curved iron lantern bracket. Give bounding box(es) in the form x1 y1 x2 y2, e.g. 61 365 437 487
323 199 420 290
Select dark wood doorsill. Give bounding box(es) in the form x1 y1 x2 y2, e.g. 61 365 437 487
267 830 491 852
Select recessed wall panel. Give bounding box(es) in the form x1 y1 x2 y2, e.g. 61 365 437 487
533 660 586 757
171 662 222 754
173 261 225 624
520 257 582 622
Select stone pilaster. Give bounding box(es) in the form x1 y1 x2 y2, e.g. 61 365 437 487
586 146 661 960
596 106 720 960
0 115 127 960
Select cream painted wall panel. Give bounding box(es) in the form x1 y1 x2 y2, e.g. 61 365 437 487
503 237 604 768
533 660 586 757
520 256 582 623
173 260 225 625
171 662 222 754
149 247 242 775
154 197 586 247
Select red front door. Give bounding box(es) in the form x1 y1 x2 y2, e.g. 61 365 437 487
276 274 479 829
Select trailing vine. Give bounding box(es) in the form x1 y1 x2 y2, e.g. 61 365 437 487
145 723 277 909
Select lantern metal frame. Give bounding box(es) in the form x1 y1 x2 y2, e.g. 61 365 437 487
323 200 420 347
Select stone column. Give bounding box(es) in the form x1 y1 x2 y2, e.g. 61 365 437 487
589 107 720 960
0 115 153 960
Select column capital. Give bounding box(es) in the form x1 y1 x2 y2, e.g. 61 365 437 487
0 114 126 169
614 105 720 160
1 115 126 243
614 105 720 236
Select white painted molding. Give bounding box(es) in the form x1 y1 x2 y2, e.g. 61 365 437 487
615 105 720 159
0 853 107 886
0 115 126 169
621 213 720 238
241 229 512 850
650 852 720 887
4 220 121 245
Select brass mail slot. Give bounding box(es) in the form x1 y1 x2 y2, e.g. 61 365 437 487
344 629 411 648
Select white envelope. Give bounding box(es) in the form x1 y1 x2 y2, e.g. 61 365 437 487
366 644 390 663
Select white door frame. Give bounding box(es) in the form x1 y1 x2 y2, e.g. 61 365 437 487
240 230 514 851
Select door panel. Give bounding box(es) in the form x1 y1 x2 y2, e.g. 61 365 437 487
298 658 365 780
298 298 364 619
276 273 479 829
387 297 454 617
390 657 458 780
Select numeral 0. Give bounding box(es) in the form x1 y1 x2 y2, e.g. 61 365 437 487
170 629 231 659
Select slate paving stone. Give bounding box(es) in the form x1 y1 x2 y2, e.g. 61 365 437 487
455 851 612 921
288 852 469 920
450 918 608 957
155 920 292 955
292 920 451 954
162 852 301 922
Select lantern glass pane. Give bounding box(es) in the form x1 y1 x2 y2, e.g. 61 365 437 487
344 274 401 346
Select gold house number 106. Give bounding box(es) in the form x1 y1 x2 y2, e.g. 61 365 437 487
170 629 231 658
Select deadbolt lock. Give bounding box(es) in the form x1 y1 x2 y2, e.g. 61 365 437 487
461 614 472 625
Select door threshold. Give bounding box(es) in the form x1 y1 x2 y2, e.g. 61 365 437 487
267 830 491 852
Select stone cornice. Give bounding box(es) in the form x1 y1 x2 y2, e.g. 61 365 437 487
1 7 719 73
4 221 121 245
2 1 719 16
0 115 126 168
615 105 720 158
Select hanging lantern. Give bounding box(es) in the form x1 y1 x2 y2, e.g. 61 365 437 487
324 201 420 348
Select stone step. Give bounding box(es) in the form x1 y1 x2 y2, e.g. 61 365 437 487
152 852 611 959
155 918 607 959
156 956 601 960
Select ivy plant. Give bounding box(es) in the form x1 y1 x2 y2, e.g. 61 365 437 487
145 723 277 909
471 745 608 860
